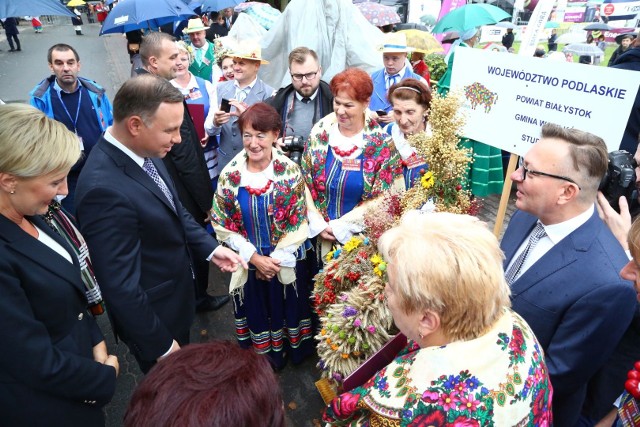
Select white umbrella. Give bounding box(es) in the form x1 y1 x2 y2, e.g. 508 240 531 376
556 32 588 45
563 43 604 56
495 21 517 29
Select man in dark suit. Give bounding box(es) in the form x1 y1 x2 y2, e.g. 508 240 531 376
137 31 228 312
75 75 245 373
501 123 637 426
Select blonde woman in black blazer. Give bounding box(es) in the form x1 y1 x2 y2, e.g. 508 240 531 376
0 104 118 426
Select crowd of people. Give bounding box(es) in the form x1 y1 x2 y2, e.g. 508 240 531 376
1 3 640 426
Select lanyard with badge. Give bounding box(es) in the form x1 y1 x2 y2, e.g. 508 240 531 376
57 89 84 150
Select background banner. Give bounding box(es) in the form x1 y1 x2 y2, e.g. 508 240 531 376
450 48 640 155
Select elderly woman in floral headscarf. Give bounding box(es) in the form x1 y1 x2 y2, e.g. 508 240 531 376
324 212 552 425
301 68 404 255
210 103 320 370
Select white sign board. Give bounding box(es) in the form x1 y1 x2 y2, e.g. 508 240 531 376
450 48 640 156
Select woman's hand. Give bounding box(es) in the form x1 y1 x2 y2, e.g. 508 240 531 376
320 226 336 242
250 253 281 280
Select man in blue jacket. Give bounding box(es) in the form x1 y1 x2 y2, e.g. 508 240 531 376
29 43 113 214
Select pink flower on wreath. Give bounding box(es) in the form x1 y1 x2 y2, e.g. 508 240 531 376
379 147 391 160
331 392 360 417
363 159 376 173
458 394 481 412
437 392 459 411
274 209 286 221
449 416 480 427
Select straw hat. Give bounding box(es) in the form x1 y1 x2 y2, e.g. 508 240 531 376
377 32 413 53
183 18 209 34
232 39 269 64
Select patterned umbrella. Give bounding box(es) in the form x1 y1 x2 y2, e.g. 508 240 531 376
354 2 401 27
398 29 444 54
563 42 605 57
234 1 280 29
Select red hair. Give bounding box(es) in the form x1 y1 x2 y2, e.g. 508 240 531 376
329 68 373 103
238 102 282 134
124 341 286 427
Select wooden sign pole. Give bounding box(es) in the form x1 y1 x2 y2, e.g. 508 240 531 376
493 153 519 238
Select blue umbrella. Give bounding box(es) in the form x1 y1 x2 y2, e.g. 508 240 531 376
432 4 510 34
200 0 241 13
99 0 196 35
0 0 75 19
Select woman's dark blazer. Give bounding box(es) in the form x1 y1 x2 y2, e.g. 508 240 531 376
0 214 116 426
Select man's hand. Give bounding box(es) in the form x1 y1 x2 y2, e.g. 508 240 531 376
250 253 281 280
212 246 248 272
228 99 248 116
104 355 119 376
320 226 336 242
213 110 231 127
376 113 394 125
596 191 632 250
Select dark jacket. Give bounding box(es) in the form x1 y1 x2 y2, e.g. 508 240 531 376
2 17 19 35
611 48 640 153
609 45 631 67
134 68 214 226
502 31 514 49
266 80 334 139
548 33 558 51
206 22 228 42
0 214 116 425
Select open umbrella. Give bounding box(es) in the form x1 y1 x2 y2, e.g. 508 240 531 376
67 0 86 6
0 0 75 19
99 0 196 35
495 21 517 29
545 21 559 28
441 30 459 43
200 0 241 12
563 42 604 56
432 4 510 34
583 22 612 31
398 29 444 54
420 14 436 26
237 1 280 30
395 22 429 31
354 2 401 27
556 32 587 44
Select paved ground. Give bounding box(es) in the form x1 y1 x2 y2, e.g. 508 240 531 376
0 21 516 427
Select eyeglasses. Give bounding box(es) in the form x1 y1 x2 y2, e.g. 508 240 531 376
290 70 319 81
520 165 582 190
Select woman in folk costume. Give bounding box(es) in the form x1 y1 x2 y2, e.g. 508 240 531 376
384 78 431 189
211 103 321 370
301 68 404 255
324 212 552 425
438 28 505 197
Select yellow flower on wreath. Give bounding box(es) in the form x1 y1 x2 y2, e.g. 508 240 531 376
421 171 435 189
373 261 387 277
343 237 363 253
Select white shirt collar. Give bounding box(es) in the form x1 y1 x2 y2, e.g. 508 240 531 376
234 77 258 91
103 128 145 167
170 73 199 92
193 40 209 51
541 205 594 245
295 88 319 102
53 77 82 95
385 65 406 79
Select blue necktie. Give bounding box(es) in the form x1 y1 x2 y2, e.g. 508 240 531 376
143 158 176 211
386 73 400 89
505 222 546 285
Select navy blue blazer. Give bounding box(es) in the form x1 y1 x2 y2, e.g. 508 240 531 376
0 214 116 425
75 136 218 364
501 209 636 426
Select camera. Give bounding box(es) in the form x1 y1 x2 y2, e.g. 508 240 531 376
599 150 637 212
282 135 305 165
